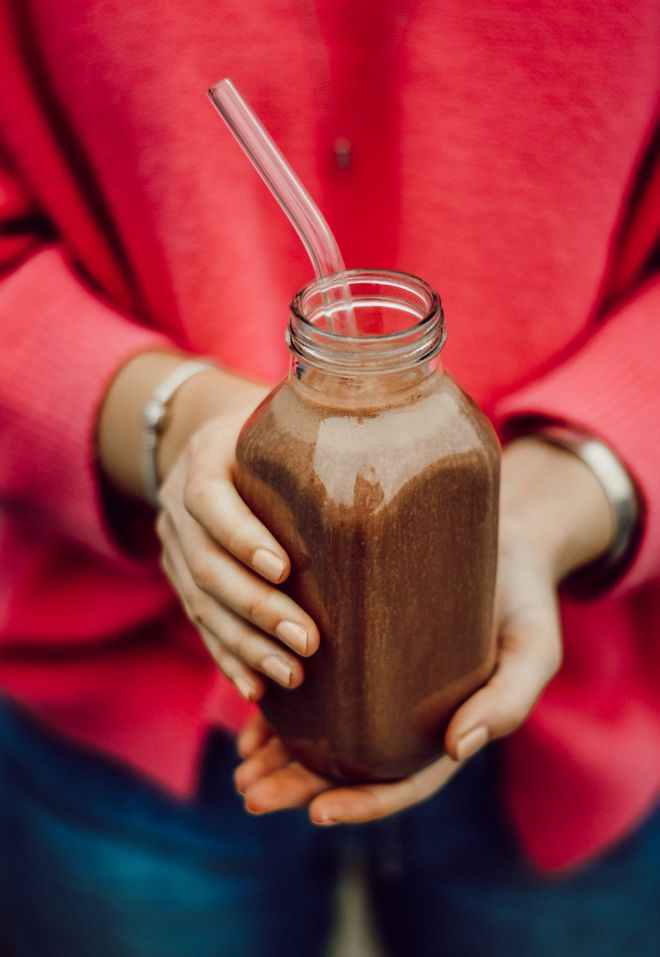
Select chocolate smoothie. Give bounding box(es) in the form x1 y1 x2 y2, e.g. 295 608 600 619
234 271 500 782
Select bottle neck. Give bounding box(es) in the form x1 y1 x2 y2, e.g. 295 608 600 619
286 270 445 394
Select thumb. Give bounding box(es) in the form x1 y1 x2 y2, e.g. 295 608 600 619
444 600 562 761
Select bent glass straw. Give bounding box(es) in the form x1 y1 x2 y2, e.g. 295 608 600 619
208 78 347 283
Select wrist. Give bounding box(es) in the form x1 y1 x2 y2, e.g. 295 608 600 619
520 425 641 592
157 367 268 486
500 437 614 585
98 349 269 503
98 350 187 500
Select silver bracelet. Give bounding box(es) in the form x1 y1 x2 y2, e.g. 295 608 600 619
141 359 217 506
533 424 640 587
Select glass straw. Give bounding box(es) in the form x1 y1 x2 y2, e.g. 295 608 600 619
207 79 355 333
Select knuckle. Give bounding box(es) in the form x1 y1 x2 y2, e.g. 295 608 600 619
244 588 273 626
506 702 532 734
155 512 167 541
157 479 173 510
180 589 197 619
224 517 251 557
179 578 200 614
178 596 195 626
188 553 213 591
234 632 256 665
183 475 212 518
158 552 171 581
188 602 206 630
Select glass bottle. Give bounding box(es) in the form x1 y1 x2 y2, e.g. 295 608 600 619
234 270 499 781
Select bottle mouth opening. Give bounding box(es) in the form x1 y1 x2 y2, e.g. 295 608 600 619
288 269 446 375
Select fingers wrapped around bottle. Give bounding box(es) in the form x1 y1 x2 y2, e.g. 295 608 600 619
156 434 319 702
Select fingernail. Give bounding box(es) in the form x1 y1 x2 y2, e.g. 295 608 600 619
275 620 308 654
312 813 337 827
263 655 293 687
234 676 255 701
252 549 286 583
245 803 266 816
455 724 489 762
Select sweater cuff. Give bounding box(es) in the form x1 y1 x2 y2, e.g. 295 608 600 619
0 247 177 565
496 277 660 596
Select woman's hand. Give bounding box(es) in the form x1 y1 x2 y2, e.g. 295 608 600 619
98 351 320 702
155 370 321 702
232 436 614 823
234 711 464 824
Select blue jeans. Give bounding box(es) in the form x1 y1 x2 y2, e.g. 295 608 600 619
0 699 658 957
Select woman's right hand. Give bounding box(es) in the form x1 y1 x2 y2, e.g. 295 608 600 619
153 368 320 702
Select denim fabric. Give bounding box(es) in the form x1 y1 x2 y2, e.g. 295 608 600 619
0 699 657 957
363 760 660 957
0 701 337 957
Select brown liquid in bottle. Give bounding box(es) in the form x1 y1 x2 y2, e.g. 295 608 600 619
234 271 499 782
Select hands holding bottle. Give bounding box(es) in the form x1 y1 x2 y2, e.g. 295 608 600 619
99 352 613 825
231 438 613 823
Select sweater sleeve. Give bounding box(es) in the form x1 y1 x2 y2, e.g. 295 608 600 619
496 275 660 596
0 163 176 564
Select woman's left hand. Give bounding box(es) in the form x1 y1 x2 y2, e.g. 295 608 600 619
233 436 614 825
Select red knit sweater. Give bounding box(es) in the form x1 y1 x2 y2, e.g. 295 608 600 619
0 0 658 871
